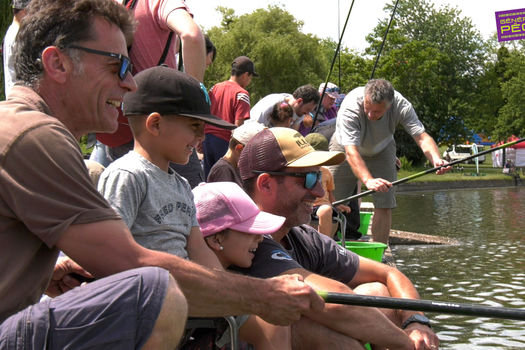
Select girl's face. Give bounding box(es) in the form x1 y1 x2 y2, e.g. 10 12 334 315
211 229 264 268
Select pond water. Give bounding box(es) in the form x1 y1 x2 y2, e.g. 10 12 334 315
390 186 525 349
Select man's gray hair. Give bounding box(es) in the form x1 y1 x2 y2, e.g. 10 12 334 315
364 79 394 104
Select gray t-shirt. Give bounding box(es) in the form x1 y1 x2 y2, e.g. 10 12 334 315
250 93 303 128
334 87 425 157
232 225 359 284
98 151 198 258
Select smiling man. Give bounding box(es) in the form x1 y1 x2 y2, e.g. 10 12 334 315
328 79 450 244
236 127 440 350
0 0 323 348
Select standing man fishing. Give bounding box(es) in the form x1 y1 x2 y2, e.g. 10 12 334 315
328 79 450 244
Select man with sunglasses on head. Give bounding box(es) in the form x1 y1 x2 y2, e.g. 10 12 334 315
235 127 439 350
0 0 324 348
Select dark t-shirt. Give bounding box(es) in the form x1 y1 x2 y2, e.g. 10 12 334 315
206 157 243 187
233 225 360 284
0 86 120 321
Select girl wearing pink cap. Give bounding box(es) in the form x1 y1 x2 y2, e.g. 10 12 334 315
193 182 291 350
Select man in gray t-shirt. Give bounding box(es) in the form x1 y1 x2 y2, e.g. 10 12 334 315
328 79 449 244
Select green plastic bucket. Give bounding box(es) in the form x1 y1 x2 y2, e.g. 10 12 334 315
358 212 372 236
345 241 387 262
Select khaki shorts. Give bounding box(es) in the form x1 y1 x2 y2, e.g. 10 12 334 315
327 140 397 209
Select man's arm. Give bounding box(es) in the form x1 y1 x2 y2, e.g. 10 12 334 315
413 132 450 175
350 257 439 349
167 9 205 82
283 268 413 349
344 145 392 192
187 226 223 270
55 219 324 325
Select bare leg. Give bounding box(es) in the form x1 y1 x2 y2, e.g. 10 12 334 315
143 275 188 350
371 208 391 244
292 316 367 350
240 315 291 350
317 205 334 238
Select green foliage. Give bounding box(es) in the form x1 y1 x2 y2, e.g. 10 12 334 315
398 156 413 171
366 0 486 163
494 49 525 139
204 6 331 103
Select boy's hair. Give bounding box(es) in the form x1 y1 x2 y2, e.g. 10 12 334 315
269 102 293 125
228 137 242 150
14 0 135 88
205 35 216 62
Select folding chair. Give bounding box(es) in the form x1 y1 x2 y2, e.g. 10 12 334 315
179 316 240 350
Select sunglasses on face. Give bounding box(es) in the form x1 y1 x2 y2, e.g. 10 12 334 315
67 45 133 80
252 170 322 190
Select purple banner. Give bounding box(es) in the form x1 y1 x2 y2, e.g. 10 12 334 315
495 8 525 42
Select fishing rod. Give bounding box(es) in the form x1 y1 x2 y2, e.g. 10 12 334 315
370 0 400 79
318 291 525 321
311 0 356 129
332 137 525 206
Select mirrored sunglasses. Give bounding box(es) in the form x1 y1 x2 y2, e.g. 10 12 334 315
252 170 322 190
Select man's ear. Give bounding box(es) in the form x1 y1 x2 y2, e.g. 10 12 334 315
41 46 71 84
144 112 162 136
256 173 275 194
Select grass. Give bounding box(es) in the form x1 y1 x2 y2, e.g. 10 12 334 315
398 151 520 182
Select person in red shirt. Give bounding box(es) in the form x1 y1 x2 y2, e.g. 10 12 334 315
203 56 258 177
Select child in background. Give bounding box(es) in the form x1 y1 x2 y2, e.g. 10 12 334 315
193 182 291 350
207 121 266 186
268 101 294 128
98 66 235 268
305 133 351 237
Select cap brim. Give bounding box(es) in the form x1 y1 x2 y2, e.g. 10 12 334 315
230 211 286 235
179 113 236 130
287 150 345 167
252 72 259 77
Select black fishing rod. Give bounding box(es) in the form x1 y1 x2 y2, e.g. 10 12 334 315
333 137 525 206
311 0 356 129
370 0 400 79
318 291 525 321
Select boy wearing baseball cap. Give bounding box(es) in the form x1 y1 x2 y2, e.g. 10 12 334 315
98 66 235 268
207 121 266 186
193 181 291 349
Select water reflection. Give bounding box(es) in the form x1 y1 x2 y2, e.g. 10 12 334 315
391 187 525 349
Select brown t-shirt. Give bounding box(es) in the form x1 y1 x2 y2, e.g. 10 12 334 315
0 86 120 322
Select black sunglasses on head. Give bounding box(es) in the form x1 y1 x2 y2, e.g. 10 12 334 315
67 45 133 80
251 170 322 190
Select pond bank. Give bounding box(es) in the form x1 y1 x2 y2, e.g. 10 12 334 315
396 178 523 193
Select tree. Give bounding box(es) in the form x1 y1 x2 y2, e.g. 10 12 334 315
365 0 486 163
204 6 330 103
494 48 525 139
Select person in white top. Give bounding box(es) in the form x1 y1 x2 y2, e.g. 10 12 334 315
3 0 30 98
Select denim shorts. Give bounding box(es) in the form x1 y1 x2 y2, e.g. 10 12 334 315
0 266 169 350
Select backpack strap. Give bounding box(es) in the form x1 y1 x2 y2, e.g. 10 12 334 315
124 0 174 67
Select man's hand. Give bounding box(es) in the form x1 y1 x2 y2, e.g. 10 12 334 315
433 159 451 175
45 257 94 297
405 323 439 350
364 178 392 192
257 274 325 326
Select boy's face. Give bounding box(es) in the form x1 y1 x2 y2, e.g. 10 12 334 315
160 115 205 165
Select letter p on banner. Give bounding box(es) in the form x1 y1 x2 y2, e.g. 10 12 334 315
495 8 525 42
